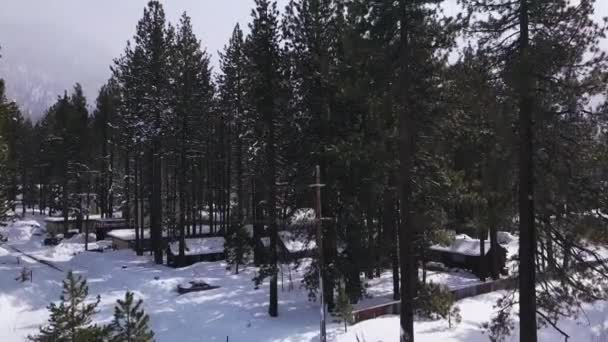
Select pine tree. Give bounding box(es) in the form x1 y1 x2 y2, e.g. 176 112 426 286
225 223 251 274
29 271 106 342
336 282 353 332
171 12 214 266
245 0 284 318
283 0 345 311
0 60 10 218
108 291 154 342
218 24 248 228
92 79 120 219
461 0 608 340
392 1 454 340
113 0 174 263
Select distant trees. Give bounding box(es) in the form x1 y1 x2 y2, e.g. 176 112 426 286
0 54 11 218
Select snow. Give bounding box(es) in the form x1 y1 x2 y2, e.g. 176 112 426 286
0 216 342 342
44 214 103 222
289 208 315 225
279 231 316 253
2 215 608 342
2 220 41 242
107 229 150 241
260 231 316 253
339 292 608 342
430 234 491 256
497 231 516 244
64 233 97 244
168 237 225 255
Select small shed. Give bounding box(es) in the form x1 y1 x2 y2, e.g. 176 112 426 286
44 216 97 236
428 234 507 278
107 229 164 251
93 218 128 240
167 237 226 267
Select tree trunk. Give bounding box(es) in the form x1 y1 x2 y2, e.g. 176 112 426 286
151 139 163 264
399 1 416 340
517 1 537 340
62 175 69 234
479 228 487 281
134 154 141 256
489 208 500 280
125 149 131 238
267 118 279 318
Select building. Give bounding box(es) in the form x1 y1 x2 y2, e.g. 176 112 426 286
93 218 128 240
107 228 165 251
44 216 97 236
428 234 507 278
166 237 226 267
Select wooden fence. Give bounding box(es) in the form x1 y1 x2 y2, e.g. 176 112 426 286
352 258 608 323
352 278 516 323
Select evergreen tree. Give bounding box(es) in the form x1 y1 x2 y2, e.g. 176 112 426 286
225 223 251 274
336 282 353 332
171 12 214 266
461 0 608 340
0 56 10 218
245 0 284 318
282 0 345 311
218 24 248 228
113 0 174 263
29 271 106 342
390 1 455 340
108 291 154 342
92 79 120 219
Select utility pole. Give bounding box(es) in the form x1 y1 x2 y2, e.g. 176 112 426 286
310 165 326 342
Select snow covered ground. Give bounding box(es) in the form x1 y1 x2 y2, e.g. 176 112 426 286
1 215 607 342
339 292 608 342
0 215 342 342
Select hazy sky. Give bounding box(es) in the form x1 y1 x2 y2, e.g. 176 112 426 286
0 0 290 114
0 0 605 118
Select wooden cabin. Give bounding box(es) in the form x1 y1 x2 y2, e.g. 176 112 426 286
44 216 97 236
428 234 507 278
106 229 167 251
93 218 128 240
166 237 226 267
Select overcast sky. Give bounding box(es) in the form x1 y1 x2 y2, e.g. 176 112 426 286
0 0 605 118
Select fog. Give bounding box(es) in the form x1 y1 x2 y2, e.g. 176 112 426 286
0 0 289 118
0 0 605 119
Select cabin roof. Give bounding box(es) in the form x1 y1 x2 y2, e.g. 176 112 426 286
260 231 316 253
430 234 492 257
168 237 225 256
107 229 150 241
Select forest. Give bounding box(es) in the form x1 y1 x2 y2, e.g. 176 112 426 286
1 0 608 341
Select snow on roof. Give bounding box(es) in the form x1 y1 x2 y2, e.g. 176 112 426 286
260 231 316 253
44 214 103 223
13 220 41 228
169 237 225 256
430 234 491 256
107 229 150 241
